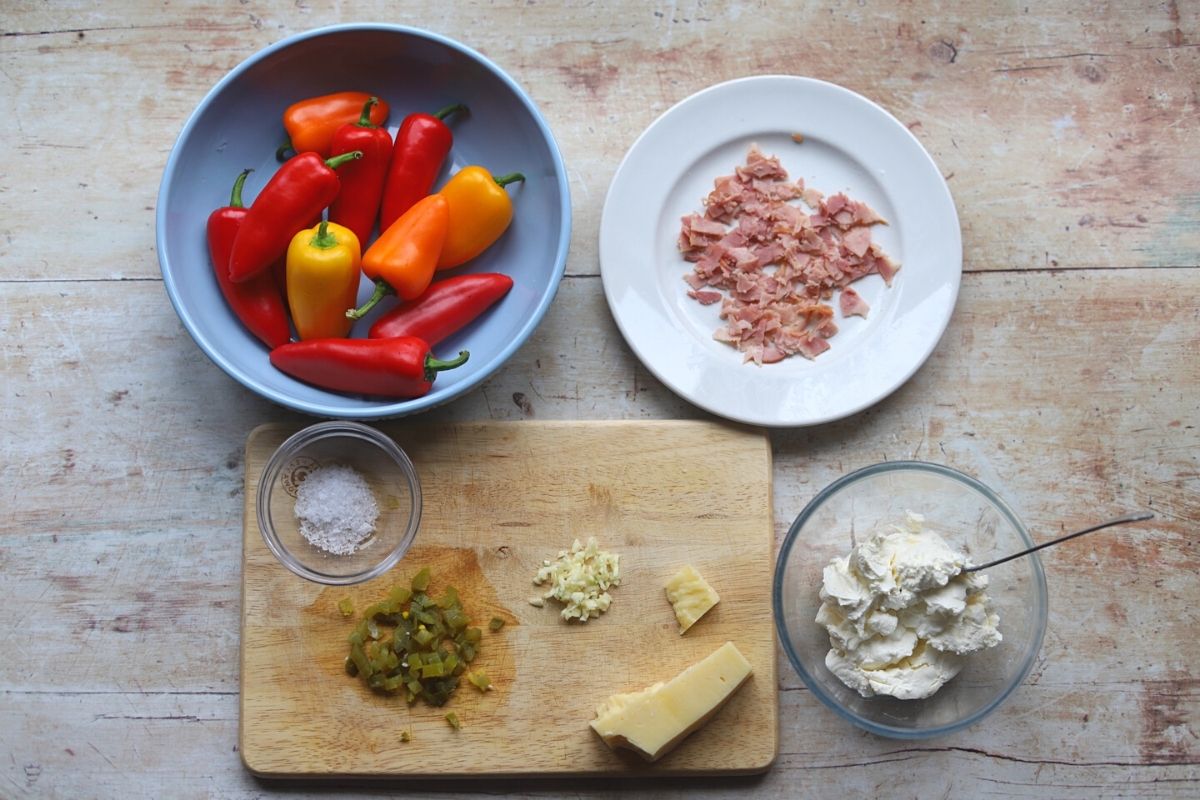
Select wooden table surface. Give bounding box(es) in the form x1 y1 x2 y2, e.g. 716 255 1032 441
2 1 1197 797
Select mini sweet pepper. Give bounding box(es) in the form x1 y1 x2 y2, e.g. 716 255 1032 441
379 103 466 232
269 337 469 398
328 97 393 247
368 273 513 345
206 169 290 348
281 91 390 159
348 194 449 319
286 220 362 340
228 150 361 283
437 167 525 269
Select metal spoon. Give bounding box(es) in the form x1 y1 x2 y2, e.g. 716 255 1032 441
965 511 1155 572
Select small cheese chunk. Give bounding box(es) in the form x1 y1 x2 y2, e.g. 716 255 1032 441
664 564 720 634
589 641 752 762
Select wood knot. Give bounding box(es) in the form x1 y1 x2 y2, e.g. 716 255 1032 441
512 391 533 416
1077 63 1105 84
927 39 959 64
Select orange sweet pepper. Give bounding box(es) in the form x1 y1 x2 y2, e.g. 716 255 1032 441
286 220 362 340
348 194 449 319
436 166 525 270
281 91 390 158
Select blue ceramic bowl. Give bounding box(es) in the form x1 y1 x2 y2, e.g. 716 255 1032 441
157 24 570 418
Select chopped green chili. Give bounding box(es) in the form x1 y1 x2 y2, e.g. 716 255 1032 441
343 567 483 707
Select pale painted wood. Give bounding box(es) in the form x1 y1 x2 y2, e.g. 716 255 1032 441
3 272 1196 795
0 0 1197 797
1 2 1197 284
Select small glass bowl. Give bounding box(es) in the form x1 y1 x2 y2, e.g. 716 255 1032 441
256 421 422 585
773 461 1048 739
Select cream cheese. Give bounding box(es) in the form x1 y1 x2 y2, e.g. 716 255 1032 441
816 512 1001 700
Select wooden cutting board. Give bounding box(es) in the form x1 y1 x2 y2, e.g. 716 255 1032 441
240 420 777 778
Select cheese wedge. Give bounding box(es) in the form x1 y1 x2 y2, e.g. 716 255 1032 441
589 641 753 761
664 564 720 634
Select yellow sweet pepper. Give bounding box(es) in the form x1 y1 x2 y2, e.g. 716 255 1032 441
286 220 361 340
436 167 525 270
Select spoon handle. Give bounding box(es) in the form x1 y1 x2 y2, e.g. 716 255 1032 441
966 511 1155 572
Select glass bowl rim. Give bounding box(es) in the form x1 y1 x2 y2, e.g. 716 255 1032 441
771 459 1049 739
256 420 423 585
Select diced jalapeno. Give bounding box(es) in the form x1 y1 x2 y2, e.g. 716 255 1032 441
467 671 492 692
343 567 485 708
411 567 431 593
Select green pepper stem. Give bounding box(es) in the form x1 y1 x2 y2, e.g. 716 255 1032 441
357 97 379 127
346 278 394 320
433 103 467 121
425 350 470 379
311 219 338 250
229 168 253 209
275 137 294 162
493 172 525 188
325 150 363 170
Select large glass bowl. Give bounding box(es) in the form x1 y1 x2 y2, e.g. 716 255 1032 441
773 461 1047 738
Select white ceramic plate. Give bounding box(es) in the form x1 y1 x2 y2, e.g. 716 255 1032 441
599 75 961 427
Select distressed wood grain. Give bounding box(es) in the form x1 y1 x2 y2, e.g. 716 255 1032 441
2 269 1196 795
0 1 1197 284
1 0 1197 796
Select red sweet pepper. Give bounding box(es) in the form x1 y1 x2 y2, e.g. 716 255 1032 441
269 337 469 398
368 273 513 344
328 97 393 247
228 150 362 283
378 103 466 232
206 169 290 348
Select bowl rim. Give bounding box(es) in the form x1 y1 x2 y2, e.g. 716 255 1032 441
772 460 1049 739
256 420 423 585
156 22 571 419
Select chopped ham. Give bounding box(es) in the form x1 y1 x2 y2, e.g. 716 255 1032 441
688 289 723 305
681 212 726 238
842 226 873 258
839 287 870 318
872 247 901 286
678 145 899 363
795 333 831 360
800 186 825 208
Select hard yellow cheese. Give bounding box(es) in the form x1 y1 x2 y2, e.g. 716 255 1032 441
589 641 753 762
664 564 720 634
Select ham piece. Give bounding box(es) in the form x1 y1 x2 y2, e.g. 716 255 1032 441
839 287 870 319
678 145 899 364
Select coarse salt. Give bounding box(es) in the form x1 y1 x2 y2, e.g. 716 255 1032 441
293 464 379 556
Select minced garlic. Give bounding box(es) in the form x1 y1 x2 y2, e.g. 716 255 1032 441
533 537 620 622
